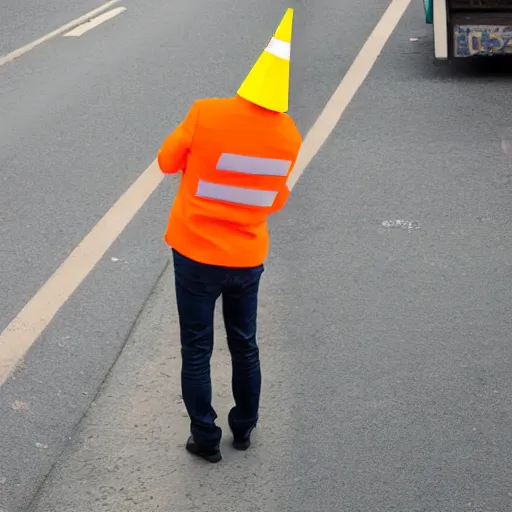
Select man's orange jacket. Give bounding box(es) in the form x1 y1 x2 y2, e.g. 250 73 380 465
158 95 302 267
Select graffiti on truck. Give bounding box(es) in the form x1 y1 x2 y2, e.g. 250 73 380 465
454 25 512 57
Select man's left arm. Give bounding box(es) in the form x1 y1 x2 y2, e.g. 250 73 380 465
157 101 199 174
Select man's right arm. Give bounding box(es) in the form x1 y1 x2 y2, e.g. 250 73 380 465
269 127 303 214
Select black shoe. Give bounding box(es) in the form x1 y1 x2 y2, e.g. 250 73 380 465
185 436 222 463
232 425 256 451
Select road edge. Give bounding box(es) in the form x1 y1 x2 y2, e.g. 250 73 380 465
0 257 170 512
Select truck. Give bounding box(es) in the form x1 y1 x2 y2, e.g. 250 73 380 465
423 0 512 58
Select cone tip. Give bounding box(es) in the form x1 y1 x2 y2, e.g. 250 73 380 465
274 7 294 41
282 7 294 24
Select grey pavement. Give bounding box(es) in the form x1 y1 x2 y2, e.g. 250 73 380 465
0 0 115 55
2 0 512 510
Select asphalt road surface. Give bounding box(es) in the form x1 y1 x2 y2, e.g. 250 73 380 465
1 0 512 511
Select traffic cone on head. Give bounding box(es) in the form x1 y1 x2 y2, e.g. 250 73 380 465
237 8 294 113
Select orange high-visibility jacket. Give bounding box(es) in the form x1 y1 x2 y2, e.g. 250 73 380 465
158 95 302 267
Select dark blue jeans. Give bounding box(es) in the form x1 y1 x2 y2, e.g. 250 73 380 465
172 249 264 449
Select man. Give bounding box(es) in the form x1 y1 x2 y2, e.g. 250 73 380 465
157 8 302 463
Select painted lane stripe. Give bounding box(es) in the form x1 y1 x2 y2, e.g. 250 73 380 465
0 0 412 387
63 7 126 37
286 0 412 190
0 0 121 67
0 161 163 385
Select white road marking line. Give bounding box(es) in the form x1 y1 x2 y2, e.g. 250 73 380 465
0 0 411 387
287 0 412 190
0 161 163 386
0 0 121 67
63 7 126 38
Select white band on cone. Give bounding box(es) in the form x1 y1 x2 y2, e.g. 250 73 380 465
265 37 291 60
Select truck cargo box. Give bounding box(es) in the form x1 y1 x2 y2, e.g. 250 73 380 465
424 0 512 58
